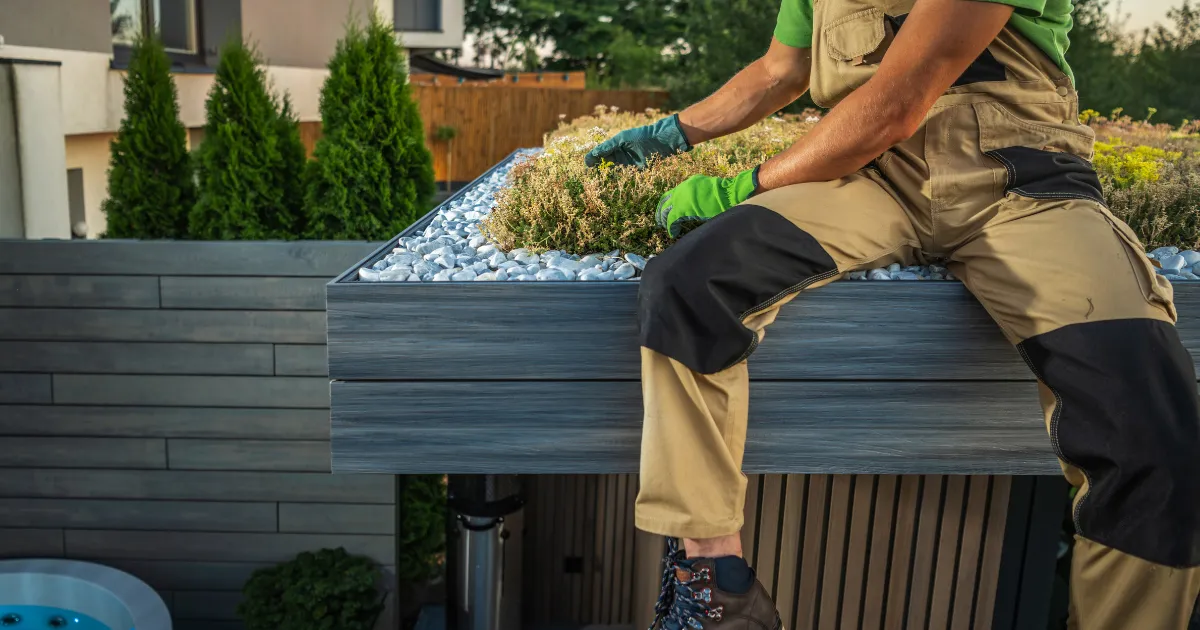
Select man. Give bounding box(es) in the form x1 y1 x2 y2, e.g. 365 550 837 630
585 1 1200 628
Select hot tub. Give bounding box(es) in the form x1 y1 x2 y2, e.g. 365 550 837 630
0 559 170 630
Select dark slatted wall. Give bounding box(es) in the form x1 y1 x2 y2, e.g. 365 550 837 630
524 474 1048 630
0 240 387 630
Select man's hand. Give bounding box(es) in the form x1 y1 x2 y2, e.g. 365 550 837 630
656 168 759 237
754 0 1015 193
585 115 692 169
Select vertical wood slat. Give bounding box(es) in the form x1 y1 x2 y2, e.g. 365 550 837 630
928 475 969 630
840 476 878 628
972 476 1012 629
528 474 1012 629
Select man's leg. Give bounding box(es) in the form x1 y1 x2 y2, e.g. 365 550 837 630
635 170 922 628
952 196 1200 630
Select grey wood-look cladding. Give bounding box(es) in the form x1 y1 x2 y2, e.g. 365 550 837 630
328 281 1200 381
160 277 330 310
168 439 332 472
0 437 167 469
0 373 51 403
0 308 327 343
277 503 395 535
0 241 393 630
0 405 331 439
331 380 1057 474
64 530 395 564
52 374 331 408
0 498 278 532
273 344 328 376
0 341 276 375
0 240 377 276
0 469 393 503
0 275 160 308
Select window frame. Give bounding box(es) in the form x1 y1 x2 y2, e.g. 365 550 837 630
111 0 208 70
394 0 443 33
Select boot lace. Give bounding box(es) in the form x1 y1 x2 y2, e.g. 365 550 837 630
647 537 725 630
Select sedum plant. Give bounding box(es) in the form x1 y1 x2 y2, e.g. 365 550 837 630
483 106 816 257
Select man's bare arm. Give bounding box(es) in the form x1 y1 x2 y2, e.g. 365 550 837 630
755 0 1014 193
676 39 813 146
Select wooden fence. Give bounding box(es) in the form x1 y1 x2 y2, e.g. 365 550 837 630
299 85 669 184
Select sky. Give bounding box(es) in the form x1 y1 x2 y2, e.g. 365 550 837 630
1117 0 1179 31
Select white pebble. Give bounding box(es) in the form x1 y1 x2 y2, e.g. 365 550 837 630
886 263 902 273
613 263 637 280
536 268 568 281
1160 254 1187 272
868 269 892 281
358 267 382 282
452 269 478 281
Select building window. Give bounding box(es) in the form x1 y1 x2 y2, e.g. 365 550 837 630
112 0 199 55
395 0 441 32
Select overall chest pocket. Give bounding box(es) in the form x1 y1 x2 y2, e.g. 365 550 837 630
811 8 892 107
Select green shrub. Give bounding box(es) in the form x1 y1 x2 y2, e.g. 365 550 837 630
1093 138 1183 188
398 475 447 584
189 39 306 240
102 34 195 239
303 12 435 240
238 547 385 630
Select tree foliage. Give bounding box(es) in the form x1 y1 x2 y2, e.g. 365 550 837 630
189 39 307 240
102 34 196 239
304 13 435 240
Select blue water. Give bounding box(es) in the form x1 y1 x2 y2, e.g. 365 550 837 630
0 606 113 630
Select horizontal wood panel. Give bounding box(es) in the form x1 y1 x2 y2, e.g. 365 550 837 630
160 277 329 310
173 621 244 630
0 498 277 532
0 527 64 557
53 375 330 408
331 380 1058 475
0 373 51 403
97 559 273 591
0 437 166 469
274 344 327 376
0 406 330 439
0 275 160 308
168 439 331 472
0 240 377 276
278 502 394 535
0 341 275 375
329 283 1200 381
0 308 326 343
65 530 395 564
0 469 394 503
173 590 243 620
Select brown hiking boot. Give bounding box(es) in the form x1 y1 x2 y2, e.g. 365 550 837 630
647 538 783 630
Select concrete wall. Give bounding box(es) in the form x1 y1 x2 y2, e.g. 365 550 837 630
0 240 396 630
244 0 374 69
0 0 112 53
0 64 22 238
8 60 71 239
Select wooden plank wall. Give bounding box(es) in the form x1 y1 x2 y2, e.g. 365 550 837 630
299 86 670 184
409 71 588 90
524 474 1036 630
0 240 389 630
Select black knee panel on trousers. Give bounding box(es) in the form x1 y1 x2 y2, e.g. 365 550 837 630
1019 318 1200 567
638 204 838 375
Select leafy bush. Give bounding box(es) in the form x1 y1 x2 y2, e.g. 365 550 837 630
102 34 196 239
238 547 385 630
398 475 447 584
303 13 435 240
189 39 307 239
484 106 815 256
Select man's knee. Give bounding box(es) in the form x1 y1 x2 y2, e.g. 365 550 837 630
638 204 838 375
1019 318 1200 567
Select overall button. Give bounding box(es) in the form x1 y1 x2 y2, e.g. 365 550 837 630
1056 86 1069 96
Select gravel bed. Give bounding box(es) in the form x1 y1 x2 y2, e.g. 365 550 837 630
357 150 1199 283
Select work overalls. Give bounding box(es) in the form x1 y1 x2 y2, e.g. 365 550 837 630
634 1 1200 627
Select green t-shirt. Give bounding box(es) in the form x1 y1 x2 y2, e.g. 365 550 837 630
773 0 1075 84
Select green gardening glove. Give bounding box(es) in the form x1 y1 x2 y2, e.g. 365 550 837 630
656 167 760 237
585 114 692 169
